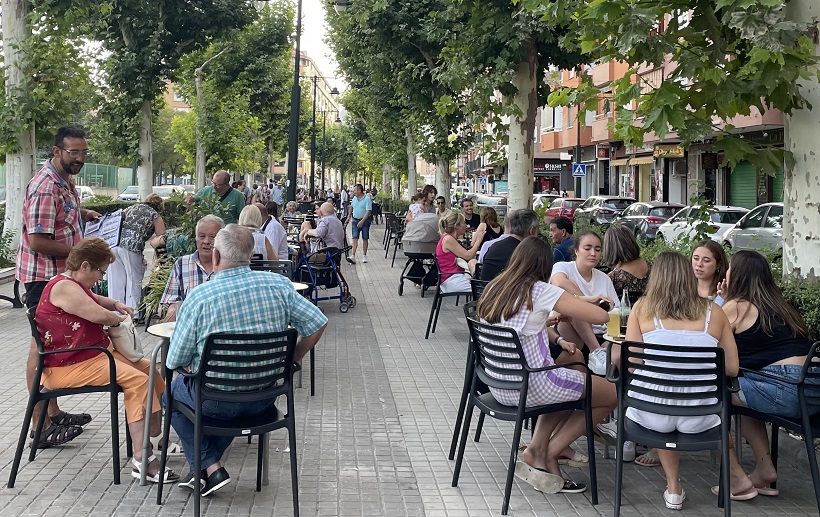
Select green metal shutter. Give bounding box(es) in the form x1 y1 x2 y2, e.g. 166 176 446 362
772 166 784 202
729 160 757 209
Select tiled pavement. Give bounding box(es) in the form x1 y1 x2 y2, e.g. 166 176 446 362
0 223 818 516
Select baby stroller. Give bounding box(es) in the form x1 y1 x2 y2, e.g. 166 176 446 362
398 213 440 297
295 242 356 312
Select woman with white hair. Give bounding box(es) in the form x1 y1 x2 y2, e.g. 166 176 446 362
239 205 277 260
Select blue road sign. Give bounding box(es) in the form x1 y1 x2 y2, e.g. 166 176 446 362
572 163 587 177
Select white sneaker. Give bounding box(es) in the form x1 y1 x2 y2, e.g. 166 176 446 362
362 255 368 263
620 440 636 462
595 420 618 440
588 347 608 376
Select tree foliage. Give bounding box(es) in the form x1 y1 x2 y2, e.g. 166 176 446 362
523 0 820 176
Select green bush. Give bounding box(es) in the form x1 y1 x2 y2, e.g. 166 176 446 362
779 277 820 340
381 198 410 214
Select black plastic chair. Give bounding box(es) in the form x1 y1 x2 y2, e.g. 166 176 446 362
470 278 490 300
607 341 733 517
382 213 397 248
390 226 405 267
453 310 598 514
157 330 300 517
731 341 820 513
384 218 404 260
250 259 294 279
448 302 488 460
425 257 470 339
8 310 131 488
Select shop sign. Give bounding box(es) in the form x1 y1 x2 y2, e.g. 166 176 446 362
653 144 685 158
534 159 571 174
596 144 610 159
626 142 654 154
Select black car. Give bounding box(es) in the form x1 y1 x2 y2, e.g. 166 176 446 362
612 201 684 241
573 196 636 227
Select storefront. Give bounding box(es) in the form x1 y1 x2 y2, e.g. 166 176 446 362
533 158 571 193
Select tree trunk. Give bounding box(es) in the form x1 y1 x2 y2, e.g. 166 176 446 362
783 0 820 279
435 156 451 200
381 163 391 196
391 176 399 200
267 136 275 185
507 39 538 212
406 127 417 199
2 0 35 250
138 99 154 199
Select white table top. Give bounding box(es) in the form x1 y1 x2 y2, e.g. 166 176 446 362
603 333 625 344
292 281 310 291
147 321 176 339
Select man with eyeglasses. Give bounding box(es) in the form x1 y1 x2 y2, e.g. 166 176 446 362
188 170 245 224
16 124 102 449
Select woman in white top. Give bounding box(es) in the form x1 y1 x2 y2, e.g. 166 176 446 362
624 251 739 510
239 205 277 260
550 230 618 370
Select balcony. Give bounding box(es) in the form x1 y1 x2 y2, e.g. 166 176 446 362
540 131 561 152
592 114 614 143
591 61 630 87
540 126 593 152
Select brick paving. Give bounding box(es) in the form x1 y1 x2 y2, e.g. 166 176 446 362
0 223 817 516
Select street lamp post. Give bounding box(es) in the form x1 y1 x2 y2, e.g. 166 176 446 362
194 46 230 190
286 0 304 202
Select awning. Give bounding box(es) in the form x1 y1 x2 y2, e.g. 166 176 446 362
631 156 655 165
610 158 630 166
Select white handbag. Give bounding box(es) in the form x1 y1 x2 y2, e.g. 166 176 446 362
107 315 144 362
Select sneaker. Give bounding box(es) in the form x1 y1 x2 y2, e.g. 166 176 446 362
588 347 608 376
620 440 636 462
595 420 618 440
664 488 686 510
201 467 231 496
346 256 356 264
362 255 368 263
178 470 206 490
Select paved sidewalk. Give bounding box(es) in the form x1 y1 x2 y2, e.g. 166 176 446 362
0 223 817 516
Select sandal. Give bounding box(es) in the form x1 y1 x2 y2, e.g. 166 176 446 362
154 439 184 456
635 451 661 467
51 411 92 427
710 484 758 501
32 423 83 449
558 450 590 468
131 455 180 483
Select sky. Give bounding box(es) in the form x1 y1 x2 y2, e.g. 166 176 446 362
299 0 344 90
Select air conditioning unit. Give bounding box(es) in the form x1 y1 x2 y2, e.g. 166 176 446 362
670 161 686 178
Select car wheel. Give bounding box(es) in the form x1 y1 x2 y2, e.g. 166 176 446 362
722 241 732 251
656 233 665 243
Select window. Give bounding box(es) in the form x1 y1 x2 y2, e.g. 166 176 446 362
554 107 563 130
764 205 783 228
742 207 766 229
568 106 574 128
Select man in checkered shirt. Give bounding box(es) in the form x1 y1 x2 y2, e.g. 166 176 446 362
17 124 103 448
165 224 327 495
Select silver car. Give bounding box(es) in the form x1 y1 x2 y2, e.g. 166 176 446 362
656 205 749 243
117 185 140 202
721 202 783 253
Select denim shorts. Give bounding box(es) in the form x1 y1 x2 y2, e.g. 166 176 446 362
351 217 371 240
738 364 820 420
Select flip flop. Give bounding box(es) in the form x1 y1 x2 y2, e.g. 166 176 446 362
711 484 759 501
635 451 661 467
753 484 780 496
558 450 590 467
514 461 564 494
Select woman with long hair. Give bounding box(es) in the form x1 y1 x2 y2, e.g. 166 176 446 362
603 224 651 299
550 230 618 374
472 207 503 249
624 251 739 509
721 251 819 499
239 205 277 260
477 236 616 494
436 211 484 293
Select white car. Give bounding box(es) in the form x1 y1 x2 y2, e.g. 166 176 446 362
76 185 95 201
117 185 140 202
722 202 784 253
533 193 560 210
152 185 185 199
656 205 749 243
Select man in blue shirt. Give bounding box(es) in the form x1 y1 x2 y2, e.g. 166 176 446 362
165 224 328 496
550 216 575 263
345 183 372 264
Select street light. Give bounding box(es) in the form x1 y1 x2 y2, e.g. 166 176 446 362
307 76 339 199
286 0 305 202
334 0 351 13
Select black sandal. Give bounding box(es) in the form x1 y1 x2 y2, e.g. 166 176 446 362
52 411 92 427
33 423 83 449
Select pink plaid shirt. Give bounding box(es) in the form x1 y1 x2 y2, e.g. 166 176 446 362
16 161 83 283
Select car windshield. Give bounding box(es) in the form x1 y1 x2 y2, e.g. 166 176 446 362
153 187 175 197
123 186 139 194
711 211 746 224
649 207 679 219
603 199 632 210
565 200 583 208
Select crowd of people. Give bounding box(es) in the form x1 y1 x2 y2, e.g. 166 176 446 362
12 123 818 509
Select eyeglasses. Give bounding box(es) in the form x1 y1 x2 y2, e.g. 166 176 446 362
58 147 89 158
212 180 229 187
437 202 445 205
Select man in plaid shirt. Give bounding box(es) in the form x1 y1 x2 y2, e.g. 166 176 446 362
165 224 327 495
17 124 102 448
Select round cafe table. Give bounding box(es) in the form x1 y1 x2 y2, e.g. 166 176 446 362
139 322 175 485
292 281 310 292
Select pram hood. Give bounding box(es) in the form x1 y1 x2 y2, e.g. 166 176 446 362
402 213 440 244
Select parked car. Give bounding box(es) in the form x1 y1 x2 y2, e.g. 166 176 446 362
612 201 684 241
721 202 783 253
533 193 560 210
573 196 635 227
544 197 585 221
0 187 6 205
76 185 95 201
470 194 508 218
656 205 749 243
117 185 140 202
152 185 185 199
180 184 196 194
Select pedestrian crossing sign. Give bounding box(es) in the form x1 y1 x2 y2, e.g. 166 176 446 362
572 163 587 177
